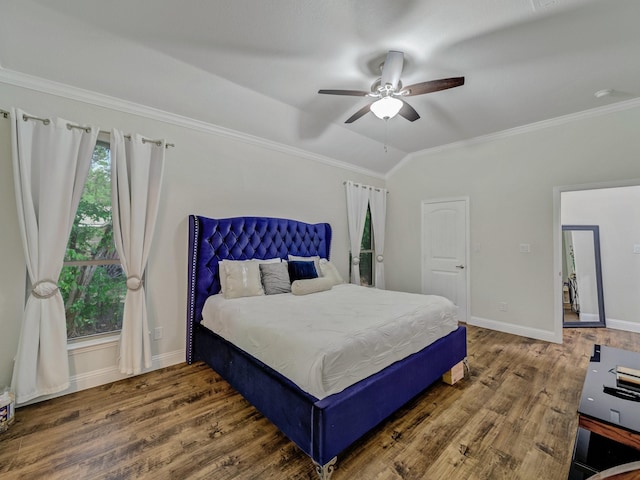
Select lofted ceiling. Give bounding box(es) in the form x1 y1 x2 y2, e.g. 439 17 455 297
0 0 638 175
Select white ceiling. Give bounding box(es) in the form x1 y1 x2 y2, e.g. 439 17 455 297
0 0 638 175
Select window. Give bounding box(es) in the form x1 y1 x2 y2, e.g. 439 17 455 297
60 141 125 339
351 205 375 286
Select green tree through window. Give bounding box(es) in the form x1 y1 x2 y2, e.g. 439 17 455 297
60 141 125 339
350 205 375 286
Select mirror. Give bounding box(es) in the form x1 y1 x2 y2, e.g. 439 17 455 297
562 225 606 327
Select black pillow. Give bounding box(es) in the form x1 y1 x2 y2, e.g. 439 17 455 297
288 260 318 282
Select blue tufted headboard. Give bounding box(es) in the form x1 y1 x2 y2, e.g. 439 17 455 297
186 215 332 363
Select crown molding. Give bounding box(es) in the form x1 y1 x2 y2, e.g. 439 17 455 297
387 96 640 179
0 67 384 179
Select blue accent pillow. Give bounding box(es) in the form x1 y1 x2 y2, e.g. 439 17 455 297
288 260 319 282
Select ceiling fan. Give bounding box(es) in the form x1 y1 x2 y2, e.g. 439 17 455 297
318 51 464 123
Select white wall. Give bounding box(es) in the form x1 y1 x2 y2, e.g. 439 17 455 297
0 81 384 396
386 104 640 341
562 187 640 330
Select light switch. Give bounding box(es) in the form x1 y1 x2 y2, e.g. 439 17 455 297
519 243 531 253
634 244 640 254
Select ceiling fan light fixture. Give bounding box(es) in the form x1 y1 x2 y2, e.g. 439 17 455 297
370 96 403 120
318 50 464 124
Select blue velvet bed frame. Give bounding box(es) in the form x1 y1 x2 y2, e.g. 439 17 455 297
186 214 467 479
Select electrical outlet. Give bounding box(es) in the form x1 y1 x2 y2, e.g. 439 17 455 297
499 302 508 312
153 327 163 340
634 244 640 254
519 243 531 253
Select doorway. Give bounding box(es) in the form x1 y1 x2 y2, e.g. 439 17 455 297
555 183 640 335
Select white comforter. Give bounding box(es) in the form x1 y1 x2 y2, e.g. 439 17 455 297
201 284 458 399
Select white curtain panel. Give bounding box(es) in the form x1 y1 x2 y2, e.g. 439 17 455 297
345 181 370 285
111 130 165 375
369 187 387 289
10 108 98 403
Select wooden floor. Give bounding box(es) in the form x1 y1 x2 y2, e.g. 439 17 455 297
2 325 640 480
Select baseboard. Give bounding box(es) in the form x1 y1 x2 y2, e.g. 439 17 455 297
469 316 558 343
20 349 184 406
606 318 640 333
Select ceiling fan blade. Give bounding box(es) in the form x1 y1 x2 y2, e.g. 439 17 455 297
318 89 370 96
398 101 420 122
380 51 404 90
401 77 465 96
345 104 372 123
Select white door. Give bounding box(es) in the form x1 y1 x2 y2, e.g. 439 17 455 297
422 199 469 323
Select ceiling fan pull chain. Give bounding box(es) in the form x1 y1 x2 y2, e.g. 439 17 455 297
384 119 389 153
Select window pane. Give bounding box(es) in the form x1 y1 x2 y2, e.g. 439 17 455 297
350 205 375 286
359 251 373 287
63 141 124 339
61 264 126 338
360 206 372 250
65 143 116 262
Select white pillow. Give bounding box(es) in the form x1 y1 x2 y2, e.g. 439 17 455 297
319 259 345 286
288 255 321 277
291 277 333 296
219 258 280 294
220 261 264 299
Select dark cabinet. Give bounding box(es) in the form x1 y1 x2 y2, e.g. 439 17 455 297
569 427 640 479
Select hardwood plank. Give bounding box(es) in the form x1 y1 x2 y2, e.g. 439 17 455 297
1 324 639 479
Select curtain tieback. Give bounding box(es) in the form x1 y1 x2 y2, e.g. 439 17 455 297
31 279 59 299
126 275 144 291
376 254 384 263
351 257 360 265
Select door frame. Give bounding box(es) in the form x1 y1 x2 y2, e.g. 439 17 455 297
421 196 470 323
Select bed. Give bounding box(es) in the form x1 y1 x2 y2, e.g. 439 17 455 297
186 214 467 479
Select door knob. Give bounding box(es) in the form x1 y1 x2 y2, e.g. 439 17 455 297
456 265 465 269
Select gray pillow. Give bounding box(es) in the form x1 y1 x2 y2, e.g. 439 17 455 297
260 262 291 295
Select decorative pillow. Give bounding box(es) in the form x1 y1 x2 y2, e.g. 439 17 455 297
220 261 265 299
219 258 280 293
319 259 345 286
291 277 333 296
288 255 322 277
288 260 319 282
260 262 291 295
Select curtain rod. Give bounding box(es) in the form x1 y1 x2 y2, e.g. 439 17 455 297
0 109 175 148
343 181 389 194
